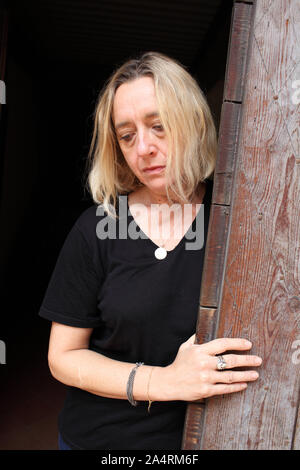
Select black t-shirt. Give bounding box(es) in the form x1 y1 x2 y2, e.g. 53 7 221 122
38 179 213 450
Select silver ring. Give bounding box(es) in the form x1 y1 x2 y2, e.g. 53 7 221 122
216 355 227 371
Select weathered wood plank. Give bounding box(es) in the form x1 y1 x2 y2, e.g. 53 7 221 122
200 0 300 450
199 205 230 308
195 307 218 345
182 2 255 450
213 101 242 206
181 403 205 450
223 2 253 103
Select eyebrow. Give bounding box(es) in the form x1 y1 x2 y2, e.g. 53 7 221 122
115 112 159 130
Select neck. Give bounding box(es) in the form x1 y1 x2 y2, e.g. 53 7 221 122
138 183 205 207
142 189 175 206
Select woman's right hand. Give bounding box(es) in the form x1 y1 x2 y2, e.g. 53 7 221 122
162 334 262 401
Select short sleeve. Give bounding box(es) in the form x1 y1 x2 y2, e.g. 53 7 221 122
38 222 104 328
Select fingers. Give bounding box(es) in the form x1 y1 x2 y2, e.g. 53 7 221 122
202 337 253 356
178 335 263 402
210 369 259 384
197 353 261 400
211 353 262 370
205 382 248 397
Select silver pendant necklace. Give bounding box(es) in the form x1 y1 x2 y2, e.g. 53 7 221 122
154 241 167 260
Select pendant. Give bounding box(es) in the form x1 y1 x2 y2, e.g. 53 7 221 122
154 246 167 260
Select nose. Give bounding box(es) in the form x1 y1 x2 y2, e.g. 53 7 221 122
136 129 156 157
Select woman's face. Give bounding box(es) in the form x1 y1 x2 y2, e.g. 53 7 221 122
113 76 169 195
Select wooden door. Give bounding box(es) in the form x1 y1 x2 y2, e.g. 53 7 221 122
182 0 300 450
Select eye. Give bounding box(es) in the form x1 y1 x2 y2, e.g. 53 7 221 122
153 124 164 132
120 133 134 142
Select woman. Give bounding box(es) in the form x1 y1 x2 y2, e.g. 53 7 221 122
39 52 262 450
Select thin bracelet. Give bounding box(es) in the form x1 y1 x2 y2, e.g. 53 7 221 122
126 362 144 406
147 366 155 413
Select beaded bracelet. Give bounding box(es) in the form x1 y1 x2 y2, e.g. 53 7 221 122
126 362 144 406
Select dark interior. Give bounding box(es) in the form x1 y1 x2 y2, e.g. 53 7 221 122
0 0 233 449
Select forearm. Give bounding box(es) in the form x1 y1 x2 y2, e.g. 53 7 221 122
49 348 170 402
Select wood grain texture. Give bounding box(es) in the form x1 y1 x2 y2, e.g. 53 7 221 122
199 204 230 308
200 0 300 449
195 307 218 345
181 403 205 450
183 0 300 450
213 102 242 206
223 2 253 102
183 1 253 449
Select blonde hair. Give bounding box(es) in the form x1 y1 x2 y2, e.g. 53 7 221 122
86 51 217 218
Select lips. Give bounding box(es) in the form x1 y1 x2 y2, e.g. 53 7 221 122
143 165 165 173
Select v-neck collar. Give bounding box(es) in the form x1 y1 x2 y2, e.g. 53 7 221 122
127 182 209 255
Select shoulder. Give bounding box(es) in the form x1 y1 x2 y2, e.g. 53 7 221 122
67 203 109 251
74 199 122 229
73 199 125 246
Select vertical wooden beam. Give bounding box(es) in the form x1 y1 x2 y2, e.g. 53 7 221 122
182 0 255 448
183 0 300 450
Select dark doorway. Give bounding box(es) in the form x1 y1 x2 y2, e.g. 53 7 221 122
0 0 232 449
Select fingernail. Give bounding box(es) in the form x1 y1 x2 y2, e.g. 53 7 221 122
255 357 262 365
251 372 259 379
